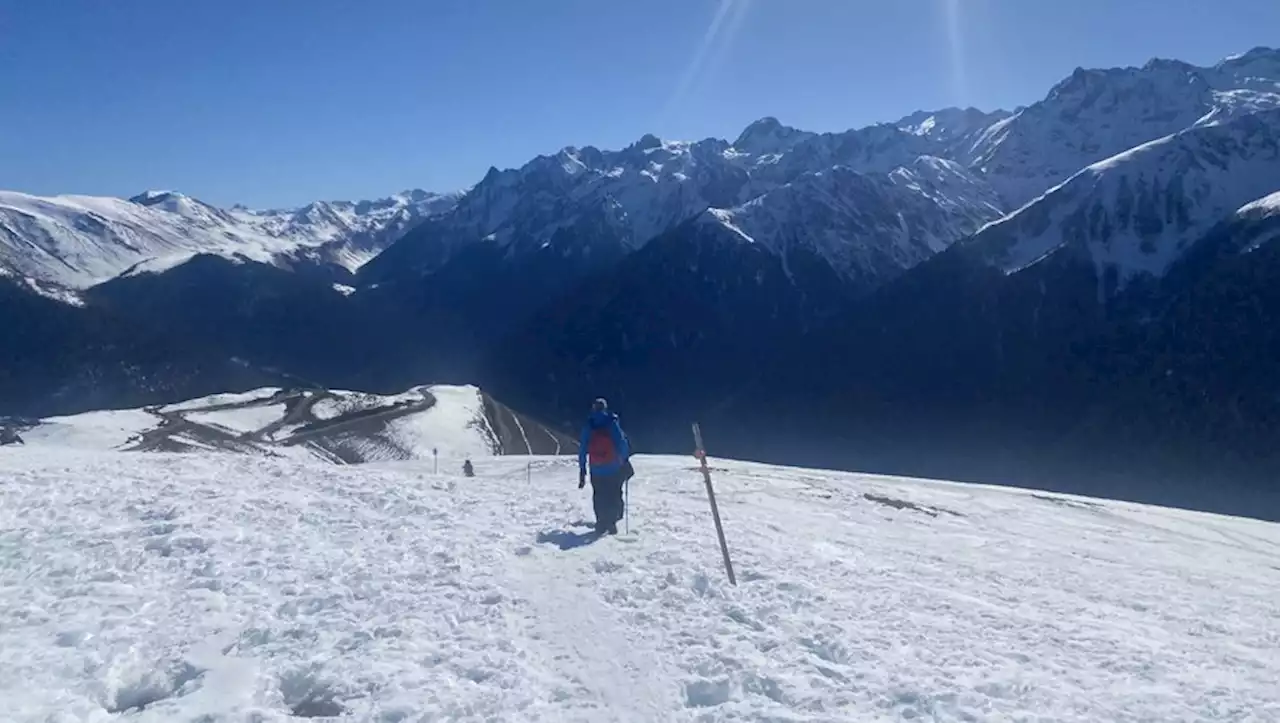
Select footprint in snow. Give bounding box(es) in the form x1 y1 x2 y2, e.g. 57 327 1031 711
593 559 623 574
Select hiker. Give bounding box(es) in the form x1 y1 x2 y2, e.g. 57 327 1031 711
462 459 474 477
578 398 631 535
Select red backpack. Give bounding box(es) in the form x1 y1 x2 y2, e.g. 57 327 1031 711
587 427 618 466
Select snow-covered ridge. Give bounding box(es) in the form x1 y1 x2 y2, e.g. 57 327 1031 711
1 445 1276 720
1238 189 1280 217
0 188 460 289
1229 190 1280 254
16 384 573 462
968 48 1280 207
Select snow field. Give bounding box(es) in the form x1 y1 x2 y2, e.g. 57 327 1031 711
161 389 285 414
380 385 497 460
311 390 423 422
19 409 160 450
15 386 507 464
186 404 289 435
0 449 1277 721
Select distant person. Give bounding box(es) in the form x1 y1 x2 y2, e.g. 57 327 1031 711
578 398 631 535
462 459 474 477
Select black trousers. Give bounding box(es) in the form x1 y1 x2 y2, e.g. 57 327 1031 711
591 471 625 527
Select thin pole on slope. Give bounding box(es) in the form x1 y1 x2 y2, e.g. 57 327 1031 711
527 461 532 485
692 423 736 586
625 477 630 536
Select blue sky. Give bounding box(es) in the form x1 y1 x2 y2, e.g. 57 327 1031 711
2 0 1277 208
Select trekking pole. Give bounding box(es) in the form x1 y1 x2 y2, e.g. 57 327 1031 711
624 478 630 535
692 423 736 586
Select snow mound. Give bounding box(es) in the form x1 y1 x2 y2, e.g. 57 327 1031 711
0 449 1276 721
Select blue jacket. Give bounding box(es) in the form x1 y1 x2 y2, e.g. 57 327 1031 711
579 411 630 475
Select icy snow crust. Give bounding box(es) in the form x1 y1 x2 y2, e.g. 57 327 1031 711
2 448 1277 721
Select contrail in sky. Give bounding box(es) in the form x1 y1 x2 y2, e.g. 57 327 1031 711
943 0 968 103
660 0 750 125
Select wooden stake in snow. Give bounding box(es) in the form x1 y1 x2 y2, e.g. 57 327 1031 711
692 423 737 586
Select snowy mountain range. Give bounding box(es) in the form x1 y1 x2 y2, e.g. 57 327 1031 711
0 188 460 289
5 46 1280 511
9 47 1277 299
358 47 1280 303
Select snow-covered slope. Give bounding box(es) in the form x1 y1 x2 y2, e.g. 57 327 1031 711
0 189 459 288
699 160 1003 281
969 108 1280 287
2 447 1276 721
16 384 573 462
969 49 1280 207
20 409 163 450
